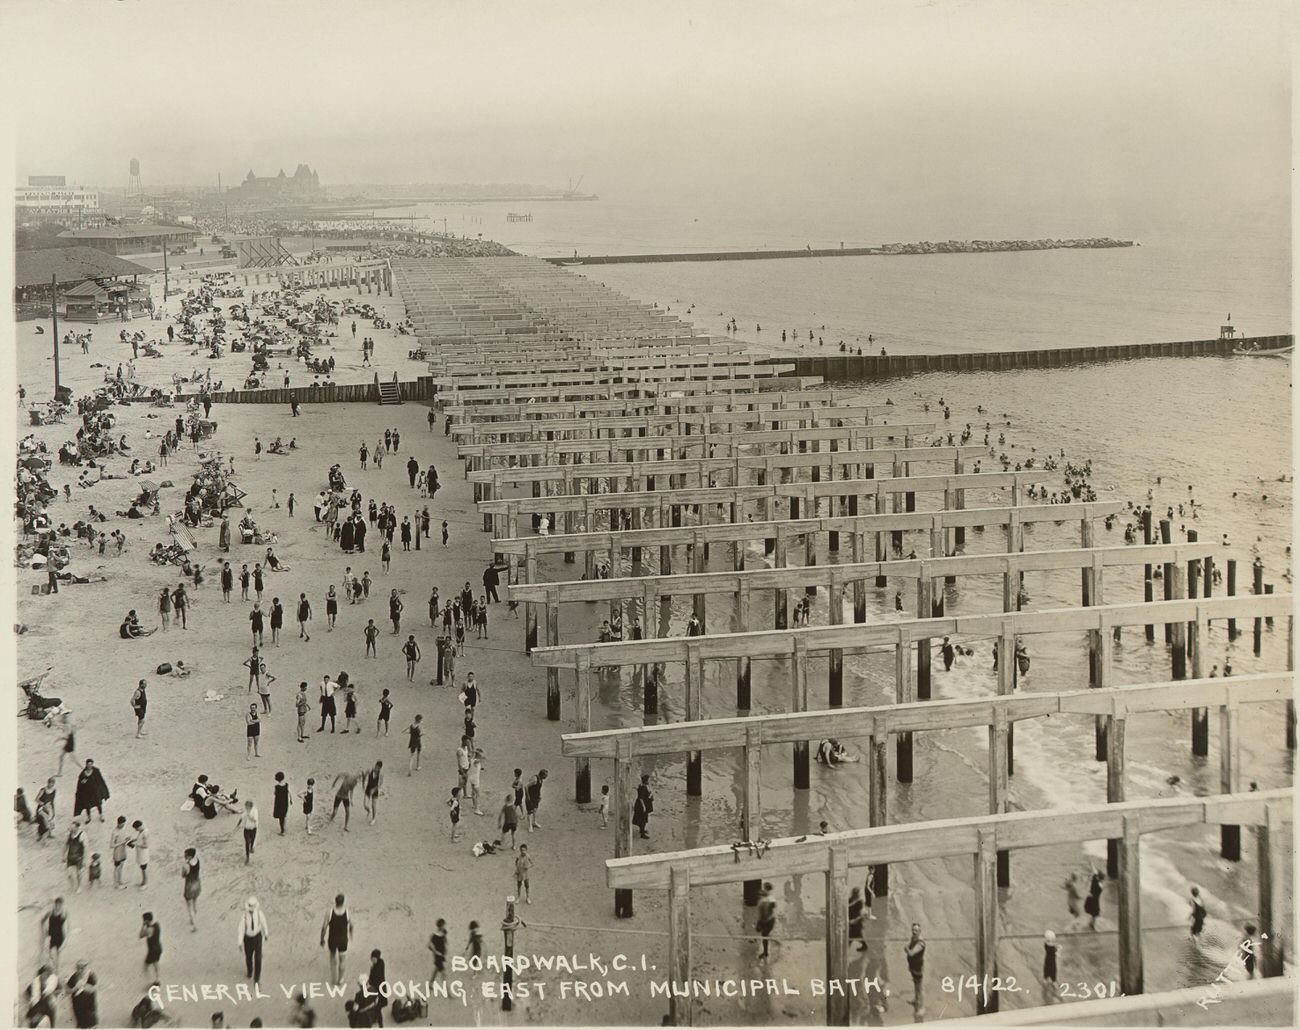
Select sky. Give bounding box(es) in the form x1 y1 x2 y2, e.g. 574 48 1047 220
0 0 1292 233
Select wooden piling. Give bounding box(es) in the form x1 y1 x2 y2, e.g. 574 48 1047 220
867 722 889 896
792 639 811 789
989 709 1010 888
773 528 789 629
826 846 851 1026
685 646 703 796
828 579 845 707
1258 801 1287 977
894 641 914 783
974 830 1000 1014
1227 558 1238 639
614 737 635 918
735 582 752 712
1143 509 1155 642
642 584 659 716
1190 607 1210 757
574 655 593 803
545 601 561 721
668 866 692 1025
1106 714 1126 880
1254 561 1265 655
1160 519 1174 643
742 726 762 906
1219 700 1241 860
916 571 933 701
1117 816 1144 997
1170 563 1187 680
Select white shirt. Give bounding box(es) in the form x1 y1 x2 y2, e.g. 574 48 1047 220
238 908 270 941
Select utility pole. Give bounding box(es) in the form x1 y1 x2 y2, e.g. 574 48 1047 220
162 242 169 303
500 895 524 1012
50 273 60 396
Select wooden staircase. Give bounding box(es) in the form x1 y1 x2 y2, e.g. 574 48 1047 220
378 379 402 405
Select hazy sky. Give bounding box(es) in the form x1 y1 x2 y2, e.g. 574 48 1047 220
2 0 1291 231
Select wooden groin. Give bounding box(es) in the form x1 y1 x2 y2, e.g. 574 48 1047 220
384 255 1293 1026
542 240 1135 266
778 335 1294 380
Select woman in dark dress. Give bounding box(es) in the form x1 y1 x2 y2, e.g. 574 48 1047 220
73 760 110 822
273 773 290 834
632 775 654 839
353 517 366 553
340 518 355 553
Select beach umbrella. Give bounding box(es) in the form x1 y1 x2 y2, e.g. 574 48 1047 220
139 480 159 494
21 457 48 470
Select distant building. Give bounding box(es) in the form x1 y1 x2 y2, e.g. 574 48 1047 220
230 164 323 202
14 246 153 321
16 183 103 228
56 224 197 256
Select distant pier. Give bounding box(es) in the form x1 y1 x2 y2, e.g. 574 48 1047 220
771 334 1293 380
546 237 1134 266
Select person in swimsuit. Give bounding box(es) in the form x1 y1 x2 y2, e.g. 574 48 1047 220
139 911 162 980
1042 930 1058 983
406 715 423 775
42 897 68 971
297 593 312 642
757 883 777 959
111 816 130 888
330 771 361 831
130 819 150 886
321 894 353 987
447 787 462 842
246 705 262 759
269 597 284 646
402 635 421 681
236 801 259 864
326 587 339 631
363 762 383 825
364 619 379 658
377 689 393 736
300 778 316 835
904 923 926 1009
389 590 403 633
1189 886 1207 943
181 848 201 929
342 685 359 733
498 792 518 849
428 918 448 984
131 680 148 738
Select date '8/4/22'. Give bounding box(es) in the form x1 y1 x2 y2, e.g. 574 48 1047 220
940 976 1124 1006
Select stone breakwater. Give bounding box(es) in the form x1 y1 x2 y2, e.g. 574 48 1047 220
548 237 1134 265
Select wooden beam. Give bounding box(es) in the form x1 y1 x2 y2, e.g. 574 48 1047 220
613 737 635 918
1258 800 1288 977
531 594 1293 669
560 672 1293 758
604 790 1291 890
493 500 1127 558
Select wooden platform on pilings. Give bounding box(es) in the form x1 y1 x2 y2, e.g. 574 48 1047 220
444 389 889 425
563 672 1291 950
604 789 1292 1025
451 404 891 445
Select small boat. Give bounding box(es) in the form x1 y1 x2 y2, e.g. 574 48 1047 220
558 260 584 267
1233 340 1293 357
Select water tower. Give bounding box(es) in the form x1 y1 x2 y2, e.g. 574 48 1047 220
128 157 142 198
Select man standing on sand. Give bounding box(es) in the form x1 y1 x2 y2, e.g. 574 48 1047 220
402 635 421 681
295 683 310 743
482 562 501 603
364 619 379 658
525 770 548 832
330 770 362 831
904 923 927 1010
407 456 419 489
321 894 353 987
131 680 148 738
238 897 269 988
317 676 337 733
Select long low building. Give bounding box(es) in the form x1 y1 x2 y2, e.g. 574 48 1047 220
57 224 197 255
14 246 154 321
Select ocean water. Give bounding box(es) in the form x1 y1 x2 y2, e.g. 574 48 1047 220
495 195 1291 1019
388 195 1289 353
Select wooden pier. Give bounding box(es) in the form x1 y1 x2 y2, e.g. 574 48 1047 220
388 255 1295 1026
